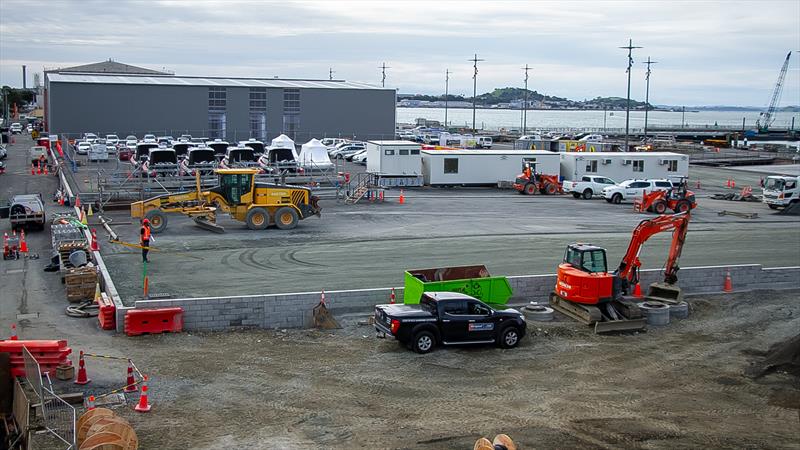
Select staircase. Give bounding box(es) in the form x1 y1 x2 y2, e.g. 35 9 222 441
345 180 370 204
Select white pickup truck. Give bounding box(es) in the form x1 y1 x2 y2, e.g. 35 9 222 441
562 175 617 200
602 179 675 204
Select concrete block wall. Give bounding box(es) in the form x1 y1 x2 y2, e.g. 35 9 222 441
132 264 799 332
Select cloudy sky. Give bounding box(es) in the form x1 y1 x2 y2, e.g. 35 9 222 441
1 0 798 106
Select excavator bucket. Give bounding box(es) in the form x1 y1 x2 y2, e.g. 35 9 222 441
312 301 340 329
646 282 683 304
193 216 225 233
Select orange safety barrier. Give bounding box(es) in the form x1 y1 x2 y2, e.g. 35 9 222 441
96 292 116 331
124 308 184 336
0 340 72 377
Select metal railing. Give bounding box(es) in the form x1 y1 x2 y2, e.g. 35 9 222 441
23 347 76 449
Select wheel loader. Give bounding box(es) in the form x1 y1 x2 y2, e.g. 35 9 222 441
130 168 320 233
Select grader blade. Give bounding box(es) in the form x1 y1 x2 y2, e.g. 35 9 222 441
193 217 225 233
646 282 683 305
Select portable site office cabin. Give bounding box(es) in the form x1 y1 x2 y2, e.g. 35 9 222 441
421 150 560 186
559 152 688 182
366 140 424 186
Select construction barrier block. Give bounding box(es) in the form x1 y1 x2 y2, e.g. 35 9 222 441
0 339 72 377
96 293 116 331
124 307 184 336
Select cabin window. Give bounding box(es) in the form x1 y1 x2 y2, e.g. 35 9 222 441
667 160 678 172
585 160 598 173
633 160 644 172
384 149 395 155
399 149 409 155
444 158 459 174
410 149 420 155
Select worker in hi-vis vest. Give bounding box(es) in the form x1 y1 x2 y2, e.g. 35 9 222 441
140 219 152 263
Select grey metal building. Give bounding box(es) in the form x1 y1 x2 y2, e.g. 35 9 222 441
44 61 396 142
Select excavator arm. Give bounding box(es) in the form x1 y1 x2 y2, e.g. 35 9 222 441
616 212 691 286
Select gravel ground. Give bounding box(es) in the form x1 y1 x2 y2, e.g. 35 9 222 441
37 289 798 449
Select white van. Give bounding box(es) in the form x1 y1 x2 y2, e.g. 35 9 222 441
88 143 109 162
477 136 493 149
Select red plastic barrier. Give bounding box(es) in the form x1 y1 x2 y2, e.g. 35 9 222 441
0 339 72 377
96 293 116 331
124 307 184 336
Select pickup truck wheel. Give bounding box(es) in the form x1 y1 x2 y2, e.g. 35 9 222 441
144 210 168 233
612 193 622 204
582 189 593 200
499 326 521 349
572 192 581 199
524 183 536 195
412 331 435 354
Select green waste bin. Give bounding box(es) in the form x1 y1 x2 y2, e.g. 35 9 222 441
403 265 513 305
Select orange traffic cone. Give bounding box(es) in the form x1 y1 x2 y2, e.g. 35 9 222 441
320 290 326 305
30 164 35 175
74 350 91 385
10 323 18 340
43 164 48 175
723 270 733 293
19 230 28 254
632 283 643 298
124 360 138 393
730 179 735 188
86 395 96 411
90 228 99 251
36 162 41 175
135 375 152 412
2 232 8 256
390 287 396 304
399 189 405 205
59 193 64 206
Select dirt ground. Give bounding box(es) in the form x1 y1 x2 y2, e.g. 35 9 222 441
42 289 798 450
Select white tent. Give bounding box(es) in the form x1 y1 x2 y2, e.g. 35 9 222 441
299 139 334 170
270 134 295 150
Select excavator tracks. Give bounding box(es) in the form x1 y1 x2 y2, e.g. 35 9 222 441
548 293 602 325
549 293 646 334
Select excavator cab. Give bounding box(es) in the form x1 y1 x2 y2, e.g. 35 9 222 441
564 244 608 274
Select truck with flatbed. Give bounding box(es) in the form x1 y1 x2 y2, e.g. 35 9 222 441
562 175 617 199
374 292 526 353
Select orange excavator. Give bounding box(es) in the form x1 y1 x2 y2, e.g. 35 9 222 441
634 181 697 214
513 164 561 195
549 212 691 333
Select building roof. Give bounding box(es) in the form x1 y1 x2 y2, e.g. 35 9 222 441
420 149 558 156
560 152 686 157
49 60 169 75
47 73 390 90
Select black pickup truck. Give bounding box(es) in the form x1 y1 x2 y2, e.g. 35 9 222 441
374 292 527 353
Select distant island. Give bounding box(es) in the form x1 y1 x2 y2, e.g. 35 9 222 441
397 87 800 112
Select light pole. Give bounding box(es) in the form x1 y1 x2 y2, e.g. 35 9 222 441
468 54 484 131
379 62 390 87
522 64 531 135
619 39 642 150
445 69 450 128
682 106 686 129
603 106 608 132
643 57 658 140
329 68 334 81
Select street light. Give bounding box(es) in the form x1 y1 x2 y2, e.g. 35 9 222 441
619 39 642 150
468 54 484 131
522 64 531 136
444 69 450 128
643 57 658 140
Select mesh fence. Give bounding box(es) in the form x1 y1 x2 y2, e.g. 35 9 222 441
23 347 76 449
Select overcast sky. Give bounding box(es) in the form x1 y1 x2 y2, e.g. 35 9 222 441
1 0 798 106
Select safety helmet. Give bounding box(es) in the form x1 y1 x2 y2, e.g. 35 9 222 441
142 218 150 225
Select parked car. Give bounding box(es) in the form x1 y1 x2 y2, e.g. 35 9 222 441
0 194 46 230
29 145 48 164
476 136 493 149
118 146 133 161
105 134 120 146
142 134 157 143
88 143 109 162
321 138 348 150
157 136 174 146
76 141 92 155
351 149 368 164
374 292 526 354
345 148 367 161
579 134 604 142
563 176 617 200
330 143 366 159
602 179 674 204
83 132 98 143
10 123 23 134
0 145 7 160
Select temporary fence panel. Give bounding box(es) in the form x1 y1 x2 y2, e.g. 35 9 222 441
22 346 44 401
23 347 76 449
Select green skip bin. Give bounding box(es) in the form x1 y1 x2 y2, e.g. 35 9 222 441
403 265 513 305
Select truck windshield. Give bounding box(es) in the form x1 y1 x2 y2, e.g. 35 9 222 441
765 178 787 190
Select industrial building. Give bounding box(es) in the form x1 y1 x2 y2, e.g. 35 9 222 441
44 60 396 142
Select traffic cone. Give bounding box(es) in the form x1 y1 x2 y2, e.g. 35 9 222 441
632 283 643 298
320 290 326 305
19 230 28 254
723 270 733 293
80 209 88 226
86 395 96 411
730 179 735 189
135 375 152 412
90 228 99 251
390 287 396 304
725 179 730 188
3 232 8 255
75 195 81 208
124 360 138 393
74 350 91 385
58 193 64 206
10 324 18 340
37 162 41 175
87 204 94 216
43 164 48 175
399 189 405 205
31 164 35 175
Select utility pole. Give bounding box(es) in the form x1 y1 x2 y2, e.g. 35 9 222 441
379 62 390 88
619 39 642 150
444 69 450 128
329 68 334 81
643 56 658 140
682 106 686 129
604 106 608 132
468 54 484 131
522 64 531 135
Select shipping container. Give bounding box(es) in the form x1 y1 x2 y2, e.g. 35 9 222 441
559 152 688 182
421 149 560 186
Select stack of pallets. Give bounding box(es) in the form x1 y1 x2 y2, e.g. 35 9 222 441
65 266 99 302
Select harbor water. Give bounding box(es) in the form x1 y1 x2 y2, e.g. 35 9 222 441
397 107 800 131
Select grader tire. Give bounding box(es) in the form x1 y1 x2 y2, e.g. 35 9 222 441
245 207 269 230
144 210 168 233
275 207 299 230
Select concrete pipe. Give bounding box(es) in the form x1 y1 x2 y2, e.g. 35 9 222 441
521 303 554 322
669 301 690 319
639 301 670 326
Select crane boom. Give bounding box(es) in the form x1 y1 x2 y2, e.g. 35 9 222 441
616 212 691 285
756 51 792 133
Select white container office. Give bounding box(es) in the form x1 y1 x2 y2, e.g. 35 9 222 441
559 152 688 182
421 150 560 186
366 140 424 187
